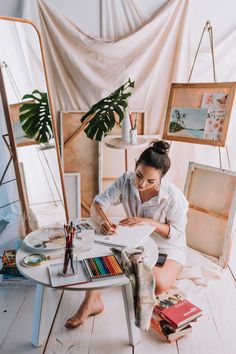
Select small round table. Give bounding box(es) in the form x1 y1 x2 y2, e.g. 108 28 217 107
16 237 158 348
105 137 148 171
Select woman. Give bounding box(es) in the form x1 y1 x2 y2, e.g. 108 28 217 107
65 140 188 328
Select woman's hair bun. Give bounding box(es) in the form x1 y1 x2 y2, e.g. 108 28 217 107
151 140 170 155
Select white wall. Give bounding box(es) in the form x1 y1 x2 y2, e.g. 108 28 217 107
0 0 22 17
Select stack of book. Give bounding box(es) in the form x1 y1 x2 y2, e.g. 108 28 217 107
1 249 22 277
0 249 33 285
151 291 202 342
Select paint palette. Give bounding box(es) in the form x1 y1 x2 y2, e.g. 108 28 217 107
24 227 65 251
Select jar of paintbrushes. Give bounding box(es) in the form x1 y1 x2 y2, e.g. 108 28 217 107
62 222 78 276
129 112 138 145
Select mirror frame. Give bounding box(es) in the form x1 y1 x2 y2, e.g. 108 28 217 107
0 16 69 234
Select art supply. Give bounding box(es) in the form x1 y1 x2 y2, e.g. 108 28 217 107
47 254 125 287
98 205 118 235
62 222 77 276
129 112 134 129
21 253 64 267
133 112 138 129
83 255 124 281
94 222 155 247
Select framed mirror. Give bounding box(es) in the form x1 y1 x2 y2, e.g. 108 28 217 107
0 17 69 235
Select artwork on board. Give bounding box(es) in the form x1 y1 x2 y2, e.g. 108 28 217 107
169 107 208 139
163 82 236 146
201 93 228 140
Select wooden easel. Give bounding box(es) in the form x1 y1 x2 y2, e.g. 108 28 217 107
187 20 231 170
0 65 31 234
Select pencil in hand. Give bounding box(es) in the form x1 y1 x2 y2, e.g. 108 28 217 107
97 204 118 235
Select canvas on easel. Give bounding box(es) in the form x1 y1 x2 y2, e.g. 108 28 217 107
184 162 236 267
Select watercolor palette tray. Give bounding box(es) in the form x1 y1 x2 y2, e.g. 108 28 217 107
24 227 66 251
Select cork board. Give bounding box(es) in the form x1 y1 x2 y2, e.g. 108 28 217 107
163 82 236 146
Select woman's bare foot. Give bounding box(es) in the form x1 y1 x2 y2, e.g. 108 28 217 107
65 291 104 328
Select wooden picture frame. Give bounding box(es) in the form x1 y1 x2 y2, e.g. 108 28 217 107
163 82 236 146
9 102 38 147
184 162 236 267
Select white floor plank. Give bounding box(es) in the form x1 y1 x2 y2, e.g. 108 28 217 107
45 288 132 354
205 267 236 354
45 290 94 354
177 291 224 354
89 287 132 354
0 286 30 347
135 330 178 354
0 287 62 354
2 264 236 354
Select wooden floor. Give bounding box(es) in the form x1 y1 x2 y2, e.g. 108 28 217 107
1 246 236 354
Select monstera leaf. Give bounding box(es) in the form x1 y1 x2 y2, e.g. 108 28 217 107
81 78 135 141
19 90 53 144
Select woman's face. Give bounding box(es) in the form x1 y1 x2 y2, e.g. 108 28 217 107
134 163 162 192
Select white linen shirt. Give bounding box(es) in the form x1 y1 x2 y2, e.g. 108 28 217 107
94 172 189 265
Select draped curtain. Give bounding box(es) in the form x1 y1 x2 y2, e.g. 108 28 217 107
20 0 236 186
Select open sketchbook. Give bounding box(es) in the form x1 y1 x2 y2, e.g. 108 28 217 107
93 221 155 248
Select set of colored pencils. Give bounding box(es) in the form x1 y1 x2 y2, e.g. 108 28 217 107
84 255 123 280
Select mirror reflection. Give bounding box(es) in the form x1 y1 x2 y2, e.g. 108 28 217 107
0 19 67 230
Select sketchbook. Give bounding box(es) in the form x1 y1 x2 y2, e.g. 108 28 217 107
93 221 155 248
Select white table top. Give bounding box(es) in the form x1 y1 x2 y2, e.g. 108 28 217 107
16 237 158 291
105 137 148 150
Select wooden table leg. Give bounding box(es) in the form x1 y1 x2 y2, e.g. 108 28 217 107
31 284 48 347
122 282 141 346
125 149 128 171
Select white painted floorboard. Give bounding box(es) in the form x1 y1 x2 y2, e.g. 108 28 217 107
1 265 236 354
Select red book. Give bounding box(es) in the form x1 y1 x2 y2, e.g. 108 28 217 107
151 312 192 343
155 292 202 329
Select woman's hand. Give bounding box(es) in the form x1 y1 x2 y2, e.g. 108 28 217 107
100 221 117 235
119 217 146 227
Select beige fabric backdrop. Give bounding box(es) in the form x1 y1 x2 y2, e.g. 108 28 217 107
24 0 190 133
22 0 236 190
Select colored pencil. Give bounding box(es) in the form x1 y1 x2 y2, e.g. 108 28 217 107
97 205 118 234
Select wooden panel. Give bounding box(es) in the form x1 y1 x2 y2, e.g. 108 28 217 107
187 168 236 217
61 111 98 217
186 208 226 257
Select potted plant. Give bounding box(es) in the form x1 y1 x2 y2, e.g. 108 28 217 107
80 78 135 141
19 89 53 144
